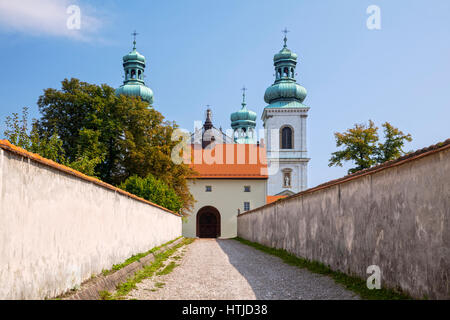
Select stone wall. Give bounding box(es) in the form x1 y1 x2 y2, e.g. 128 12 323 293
237 140 450 299
0 141 182 299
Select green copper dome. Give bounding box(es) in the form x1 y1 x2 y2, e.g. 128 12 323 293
264 80 307 104
116 84 154 104
115 34 153 104
274 46 298 63
263 33 308 109
123 48 146 63
231 88 257 144
231 105 257 123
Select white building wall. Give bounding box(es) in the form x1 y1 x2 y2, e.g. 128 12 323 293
263 108 309 195
183 178 267 238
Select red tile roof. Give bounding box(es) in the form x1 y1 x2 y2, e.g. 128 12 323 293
266 195 287 204
0 140 180 216
185 144 268 179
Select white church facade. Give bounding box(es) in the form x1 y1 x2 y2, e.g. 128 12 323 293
183 33 310 238
114 32 310 238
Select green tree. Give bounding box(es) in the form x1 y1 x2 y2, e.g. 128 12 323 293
3 79 195 212
375 122 412 163
35 78 112 167
67 128 105 177
329 120 412 174
329 120 379 174
119 174 183 213
113 94 194 211
34 78 194 212
4 107 32 149
29 122 66 164
4 107 66 163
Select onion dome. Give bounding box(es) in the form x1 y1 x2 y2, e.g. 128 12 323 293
115 31 154 104
123 48 146 63
230 105 257 124
116 84 153 104
231 87 257 144
263 30 308 109
264 81 307 104
274 46 298 63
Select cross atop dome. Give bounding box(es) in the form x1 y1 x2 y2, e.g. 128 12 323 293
282 28 289 47
241 86 247 106
132 30 139 49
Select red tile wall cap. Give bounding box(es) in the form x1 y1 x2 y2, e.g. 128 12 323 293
266 195 287 204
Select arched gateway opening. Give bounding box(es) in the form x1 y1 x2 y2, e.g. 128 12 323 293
196 206 221 238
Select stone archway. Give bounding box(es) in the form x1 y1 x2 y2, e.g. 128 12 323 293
196 206 221 238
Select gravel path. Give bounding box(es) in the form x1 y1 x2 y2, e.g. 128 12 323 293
125 239 359 300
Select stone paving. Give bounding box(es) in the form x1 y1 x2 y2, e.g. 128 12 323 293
124 239 359 300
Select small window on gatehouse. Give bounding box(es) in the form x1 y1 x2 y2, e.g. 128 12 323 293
244 186 251 192
205 186 212 192
244 202 250 211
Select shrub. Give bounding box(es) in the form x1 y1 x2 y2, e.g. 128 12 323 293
119 174 183 213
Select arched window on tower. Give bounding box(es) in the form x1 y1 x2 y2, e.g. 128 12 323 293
283 67 289 77
138 70 142 79
131 69 136 79
291 68 294 78
277 69 282 79
281 126 293 149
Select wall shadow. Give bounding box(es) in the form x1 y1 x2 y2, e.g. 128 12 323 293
216 239 359 300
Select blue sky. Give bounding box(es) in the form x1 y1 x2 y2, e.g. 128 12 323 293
0 0 449 188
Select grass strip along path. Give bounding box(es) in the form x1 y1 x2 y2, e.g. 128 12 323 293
100 237 195 300
101 236 183 276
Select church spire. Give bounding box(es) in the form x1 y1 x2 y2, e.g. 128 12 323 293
263 30 307 107
115 31 154 104
132 30 138 50
203 106 213 130
282 27 289 48
241 86 247 107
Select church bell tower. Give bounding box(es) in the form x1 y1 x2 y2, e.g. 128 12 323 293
261 30 310 196
116 31 154 104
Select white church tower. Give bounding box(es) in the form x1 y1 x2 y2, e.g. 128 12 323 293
262 30 310 196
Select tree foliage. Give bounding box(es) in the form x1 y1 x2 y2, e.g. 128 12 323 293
375 122 412 163
119 174 183 213
329 120 412 174
4 107 31 149
4 107 66 164
3 78 194 213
